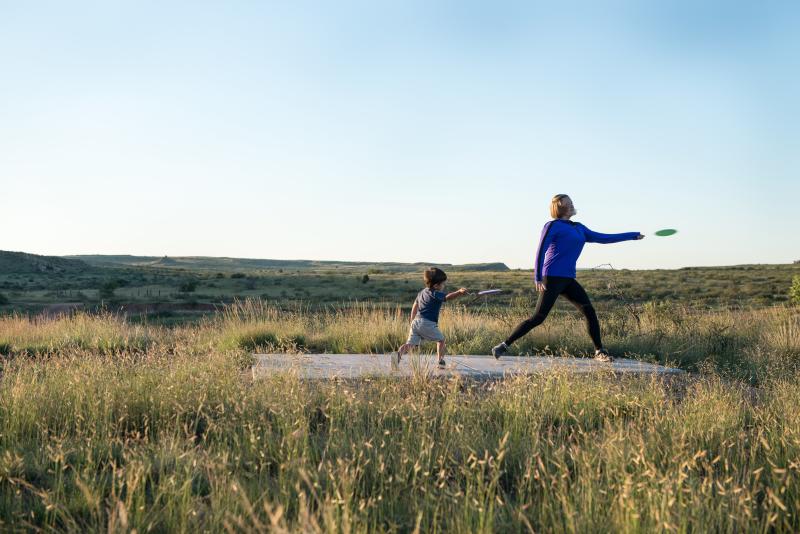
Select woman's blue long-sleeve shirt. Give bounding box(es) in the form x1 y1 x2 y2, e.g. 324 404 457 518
534 219 639 282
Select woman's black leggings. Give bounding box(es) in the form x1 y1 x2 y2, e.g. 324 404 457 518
504 276 602 350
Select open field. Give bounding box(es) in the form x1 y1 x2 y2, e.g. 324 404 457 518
2 251 798 323
2 253 800 530
0 298 799 531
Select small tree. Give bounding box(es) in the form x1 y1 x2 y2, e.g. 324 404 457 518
99 281 118 300
179 280 198 293
361 274 370 284
790 275 800 305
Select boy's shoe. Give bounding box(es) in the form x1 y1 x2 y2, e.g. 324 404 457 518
491 342 508 359
437 359 446 368
594 349 613 363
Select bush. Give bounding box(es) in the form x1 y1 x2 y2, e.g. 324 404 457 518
361 274 370 284
0 292 8 305
179 280 198 293
790 275 800 305
231 273 246 279
98 281 118 300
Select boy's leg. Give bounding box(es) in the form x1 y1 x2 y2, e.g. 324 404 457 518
395 323 422 364
414 319 446 366
392 343 413 367
398 342 417 358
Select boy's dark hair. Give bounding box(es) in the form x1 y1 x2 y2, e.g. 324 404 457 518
424 267 447 288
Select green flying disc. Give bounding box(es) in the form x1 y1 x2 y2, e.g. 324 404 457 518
654 229 678 237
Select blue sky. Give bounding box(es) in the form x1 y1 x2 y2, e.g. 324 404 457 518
2 1 798 269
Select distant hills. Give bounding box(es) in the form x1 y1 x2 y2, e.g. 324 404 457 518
2 250 797 317
0 250 510 274
0 250 89 274
63 254 511 273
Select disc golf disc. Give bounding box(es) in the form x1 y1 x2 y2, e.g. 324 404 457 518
654 229 678 237
477 289 503 296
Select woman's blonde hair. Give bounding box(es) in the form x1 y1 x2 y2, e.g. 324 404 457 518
550 194 572 219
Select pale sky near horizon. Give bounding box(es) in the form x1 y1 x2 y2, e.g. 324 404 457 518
2 1 798 270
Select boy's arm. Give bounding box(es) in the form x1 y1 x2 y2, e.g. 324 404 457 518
445 288 468 301
409 300 419 322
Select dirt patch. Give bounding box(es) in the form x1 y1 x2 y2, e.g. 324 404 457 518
115 302 219 314
40 303 85 318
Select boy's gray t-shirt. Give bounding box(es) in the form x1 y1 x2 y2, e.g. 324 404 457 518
416 288 447 323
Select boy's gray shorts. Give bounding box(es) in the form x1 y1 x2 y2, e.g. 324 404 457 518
406 317 445 345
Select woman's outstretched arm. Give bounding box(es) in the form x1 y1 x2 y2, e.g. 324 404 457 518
580 225 642 244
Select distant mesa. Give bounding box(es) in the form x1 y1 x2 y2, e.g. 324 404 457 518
457 262 510 272
66 254 511 273
4 250 511 274
0 250 88 274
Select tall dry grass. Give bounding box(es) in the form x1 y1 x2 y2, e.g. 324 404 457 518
207 300 800 381
0 301 798 531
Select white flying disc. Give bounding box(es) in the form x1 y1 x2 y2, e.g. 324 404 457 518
477 289 503 296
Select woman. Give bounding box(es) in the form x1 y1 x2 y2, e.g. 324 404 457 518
492 194 644 362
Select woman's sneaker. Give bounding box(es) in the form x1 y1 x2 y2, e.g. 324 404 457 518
594 349 613 363
438 359 446 368
491 342 508 359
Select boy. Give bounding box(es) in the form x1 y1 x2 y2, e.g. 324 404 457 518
392 267 468 368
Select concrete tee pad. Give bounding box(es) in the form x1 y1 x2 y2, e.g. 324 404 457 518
252 353 684 381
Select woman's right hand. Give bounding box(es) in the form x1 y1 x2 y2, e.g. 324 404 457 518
536 281 546 292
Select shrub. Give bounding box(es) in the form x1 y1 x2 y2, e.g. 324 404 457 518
98 281 118 300
0 292 8 305
361 274 370 284
179 280 198 293
231 273 246 279
790 275 800 305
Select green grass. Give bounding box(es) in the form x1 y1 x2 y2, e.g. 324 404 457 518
0 312 156 355
0 299 799 531
1 257 799 531
2 256 798 323
2 299 798 382
210 299 800 383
